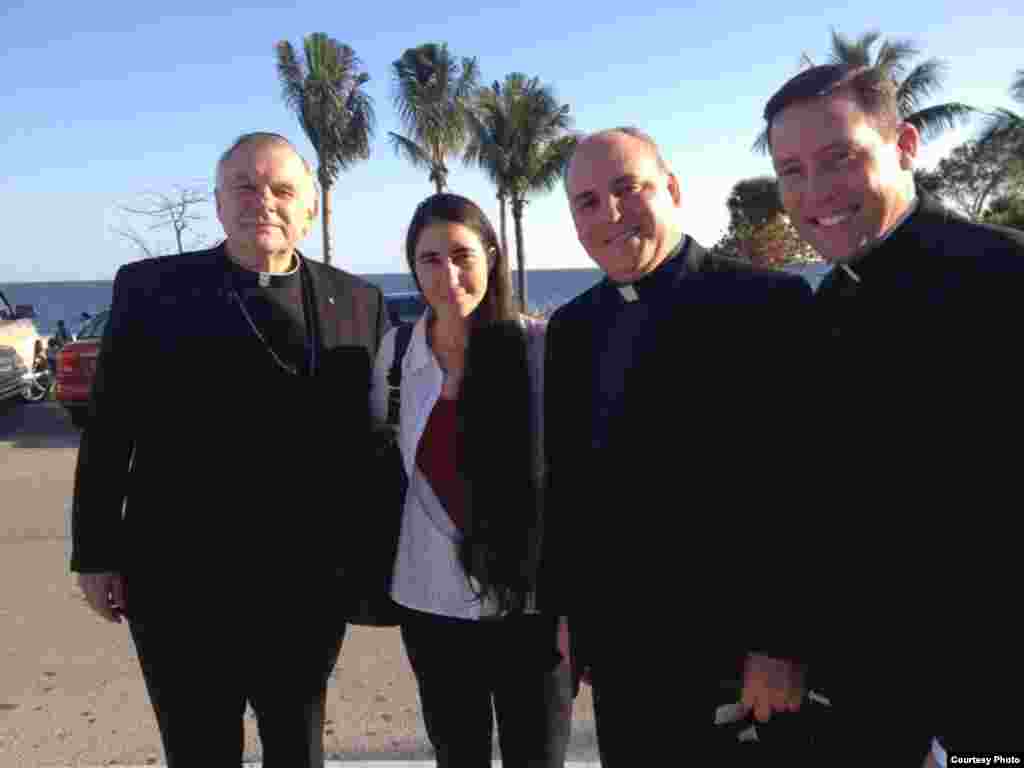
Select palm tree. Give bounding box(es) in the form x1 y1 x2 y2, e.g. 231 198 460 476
980 69 1024 145
754 29 974 153
276 34 375 266
462 75 523 260
389 43 479 193
465 74 575 311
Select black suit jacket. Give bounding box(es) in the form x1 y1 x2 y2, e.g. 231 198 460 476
70 243 390 618
810 196 1024 751
538 238 816 678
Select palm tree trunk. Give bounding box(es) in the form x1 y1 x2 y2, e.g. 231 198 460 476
512 196 527 313
497 190 509 261
321 181 332 266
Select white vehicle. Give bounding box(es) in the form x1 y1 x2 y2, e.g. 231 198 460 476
0 289 43 405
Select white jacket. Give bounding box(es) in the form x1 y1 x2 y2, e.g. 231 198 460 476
370 309 546 619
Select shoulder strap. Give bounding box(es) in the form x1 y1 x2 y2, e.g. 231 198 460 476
386 323 414 426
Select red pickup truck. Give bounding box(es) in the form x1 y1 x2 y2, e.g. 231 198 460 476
55 311 108 429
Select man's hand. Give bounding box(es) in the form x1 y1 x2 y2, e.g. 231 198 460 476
557 617 591 689
741 653 806 722
77 572 126 623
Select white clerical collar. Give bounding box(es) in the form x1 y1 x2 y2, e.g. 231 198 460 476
617 284 640 303
611 236 689 303
256 255 300 287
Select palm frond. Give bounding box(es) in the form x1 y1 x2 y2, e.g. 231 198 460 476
977 108 1024 147
387 132 432 171
751 127 771 156
1011 69 1024 105
906 103 976 142
275 32 375 178
828 28 878 68
525 135 578 194
390 42 478 184
274 41 306 113
874 38 919 79
896 59 947 115
454 57 481 101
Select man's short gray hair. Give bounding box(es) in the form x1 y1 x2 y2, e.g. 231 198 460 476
563 126 672 194
215 132 318 192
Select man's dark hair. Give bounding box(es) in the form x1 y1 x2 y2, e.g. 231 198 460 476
763 65 901 148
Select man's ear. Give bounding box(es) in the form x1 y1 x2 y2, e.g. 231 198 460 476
668 172 682 207
896 121 920 171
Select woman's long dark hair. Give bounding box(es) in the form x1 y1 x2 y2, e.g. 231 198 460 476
405 193 538 614
457 320 540 615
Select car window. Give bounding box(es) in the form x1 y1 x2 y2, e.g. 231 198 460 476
387 296 425 325
78 312 109 340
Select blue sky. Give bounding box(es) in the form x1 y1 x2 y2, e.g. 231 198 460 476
1 0 1020 282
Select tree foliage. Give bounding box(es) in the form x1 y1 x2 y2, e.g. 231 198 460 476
276 33 375 265
712 176 817 267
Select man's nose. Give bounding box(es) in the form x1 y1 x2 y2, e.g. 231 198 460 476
805 171 836 207
248 185 275 208
603 194 623 222
444 259 462 286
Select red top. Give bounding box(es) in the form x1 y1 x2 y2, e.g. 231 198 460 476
416 397 467 533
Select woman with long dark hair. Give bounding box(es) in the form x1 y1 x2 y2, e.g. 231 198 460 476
370 193 571 767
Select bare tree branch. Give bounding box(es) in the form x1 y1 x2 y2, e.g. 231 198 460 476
111 225 156 258
116 185 212 256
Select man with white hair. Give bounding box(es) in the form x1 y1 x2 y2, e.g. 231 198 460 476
72 132 390 767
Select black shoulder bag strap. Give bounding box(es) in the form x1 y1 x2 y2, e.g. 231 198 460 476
386 323 414 426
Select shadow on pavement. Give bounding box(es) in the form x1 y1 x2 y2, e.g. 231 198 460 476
0 400 81 449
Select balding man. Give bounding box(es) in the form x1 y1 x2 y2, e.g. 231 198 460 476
71 132 390 767
537 127 818 763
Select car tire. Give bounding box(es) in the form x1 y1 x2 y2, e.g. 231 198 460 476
21 373 51 403
68 407 89 429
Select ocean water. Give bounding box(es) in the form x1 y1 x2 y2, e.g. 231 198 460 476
2 263 829 336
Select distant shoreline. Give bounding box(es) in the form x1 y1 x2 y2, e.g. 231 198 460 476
0 266 607 288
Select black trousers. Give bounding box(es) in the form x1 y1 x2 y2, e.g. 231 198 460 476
400 607 573 768
129 613 345 768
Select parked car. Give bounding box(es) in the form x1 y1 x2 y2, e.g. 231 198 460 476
0 345 30 405
55 310 109 429
0 289 41 405
384 291 426 327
